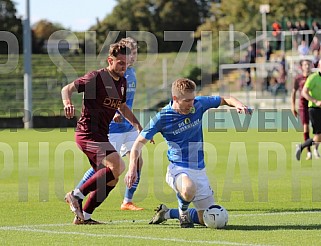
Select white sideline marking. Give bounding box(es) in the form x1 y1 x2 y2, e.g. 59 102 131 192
1 211 318 246
11 220 149 228
0 226 266 246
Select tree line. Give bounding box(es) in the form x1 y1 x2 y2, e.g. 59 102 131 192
1 0 321 54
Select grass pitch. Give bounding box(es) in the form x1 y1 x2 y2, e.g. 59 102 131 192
1 127 321 245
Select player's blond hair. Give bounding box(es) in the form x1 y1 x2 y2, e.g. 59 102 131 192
172 78 196 97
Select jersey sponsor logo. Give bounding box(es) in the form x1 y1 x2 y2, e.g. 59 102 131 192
127 87 136 93
174 119 200 135
184 118 191 124
103 97 122 109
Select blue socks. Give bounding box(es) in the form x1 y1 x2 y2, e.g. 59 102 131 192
169 208 200 224
123 170 140 202
177 193 190 212
173 193 200 223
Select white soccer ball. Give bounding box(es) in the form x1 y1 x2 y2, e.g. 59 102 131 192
203 204 228 229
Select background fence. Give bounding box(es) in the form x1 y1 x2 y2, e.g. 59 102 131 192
0 52 202 119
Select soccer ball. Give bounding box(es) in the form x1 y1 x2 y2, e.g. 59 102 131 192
203 204 228 229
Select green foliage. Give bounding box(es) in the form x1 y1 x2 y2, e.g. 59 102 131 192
0 0 22 54
182 65 202 85
31 19 69 54
32 20 66 40
91 0 212 53
197 0 321 38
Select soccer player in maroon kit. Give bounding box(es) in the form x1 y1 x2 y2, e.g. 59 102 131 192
61 42 143 224
291 59 320 160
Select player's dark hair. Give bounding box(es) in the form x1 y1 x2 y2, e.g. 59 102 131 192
119 37 138 50
109 43 131 57
299 59 311 66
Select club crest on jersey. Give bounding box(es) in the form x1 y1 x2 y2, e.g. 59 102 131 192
121 86 125 96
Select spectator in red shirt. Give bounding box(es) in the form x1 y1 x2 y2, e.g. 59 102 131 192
272 21 282 50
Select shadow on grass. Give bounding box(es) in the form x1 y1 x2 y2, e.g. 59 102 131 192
224 208 321 231
225 224 321 231
228 208 321 213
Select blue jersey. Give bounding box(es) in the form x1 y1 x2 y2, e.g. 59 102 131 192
109 67 137 133
141 96 221 170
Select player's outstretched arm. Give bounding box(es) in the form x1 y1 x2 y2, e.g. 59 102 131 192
125 135 148 188
118 103 143 132
220 96 252 114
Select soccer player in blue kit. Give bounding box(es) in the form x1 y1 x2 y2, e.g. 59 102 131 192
75 37 145 211
125 78 252 228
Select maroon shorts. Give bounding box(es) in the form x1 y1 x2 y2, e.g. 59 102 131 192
75 132 117 171
299 106 309 125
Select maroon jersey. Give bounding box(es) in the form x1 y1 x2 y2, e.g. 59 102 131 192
293 74 309 109
74 67 126 141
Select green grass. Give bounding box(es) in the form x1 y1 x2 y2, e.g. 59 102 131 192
1 128 321 245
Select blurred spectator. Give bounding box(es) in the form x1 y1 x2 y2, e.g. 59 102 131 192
294 20 301 30
300 20 311 43
279 52 286 70
264 40 273 61
311 20 321 34
286 20 295 31
300 20 310 30
310 36 320 52
269 53 288 96
240 69 252 90
271 64 288 96
272 21 282 50
239 53 252 90
286 20 296 48
277 64 287 86
312 49 320 68
298 39 309 56
294 21 302 48
247 44 256 64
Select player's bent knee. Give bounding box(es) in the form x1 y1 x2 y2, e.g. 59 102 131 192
109 165 125 178
175 174 196 201
181 184 197 201
103 152 126 177
119 162 126 174
179 190 195 202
